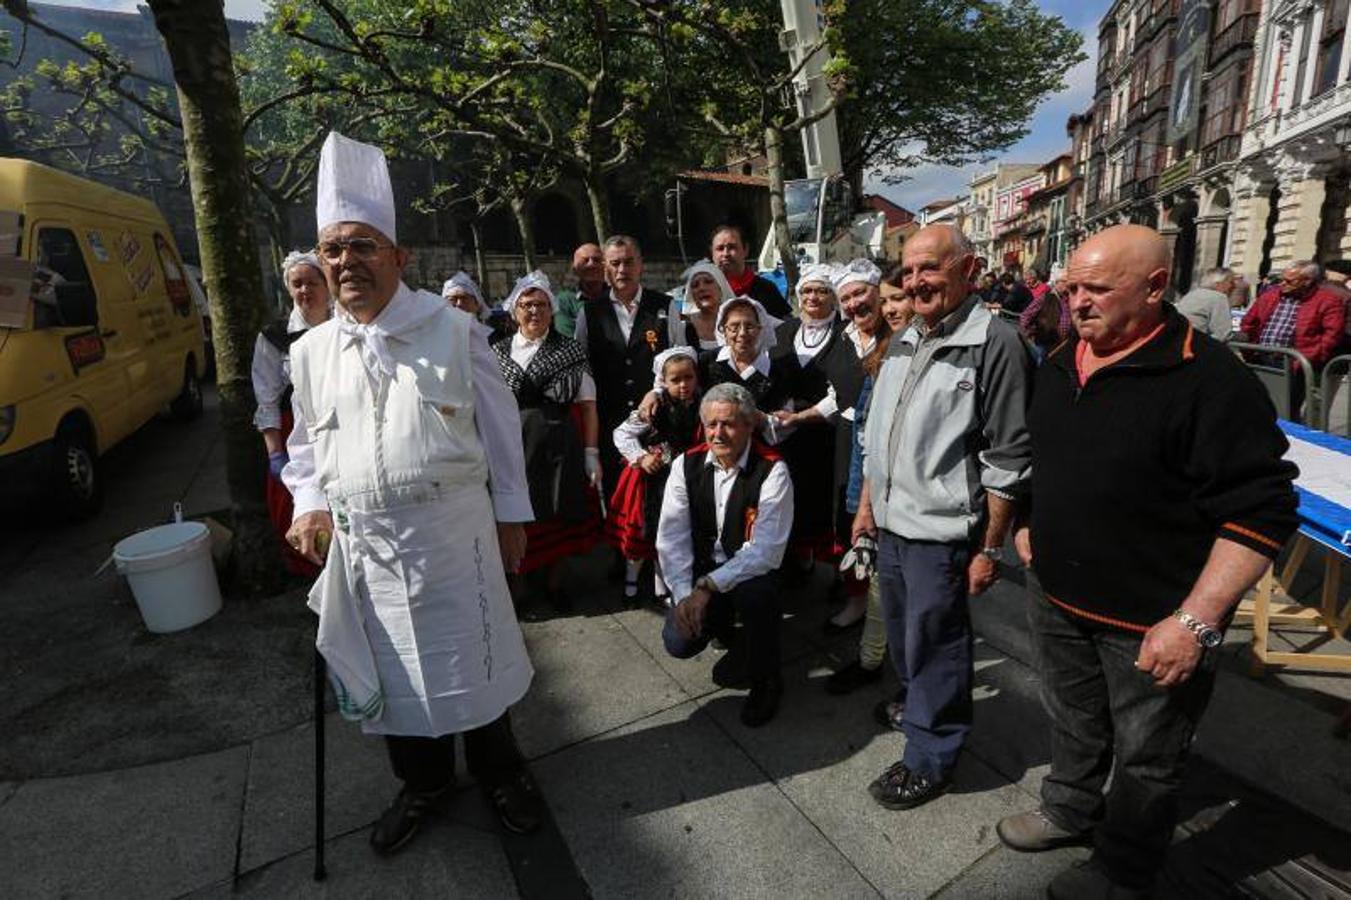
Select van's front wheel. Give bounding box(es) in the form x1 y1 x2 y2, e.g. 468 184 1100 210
52 427 102 520
170 361 203 422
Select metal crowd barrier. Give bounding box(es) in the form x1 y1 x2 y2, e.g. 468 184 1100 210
1228 342 1318 426
1321 354 1351 436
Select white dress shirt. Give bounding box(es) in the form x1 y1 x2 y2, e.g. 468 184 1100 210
573 287 686 347
509 330 596 402
656 442 793 602
250 306 310 431
284 285 533 522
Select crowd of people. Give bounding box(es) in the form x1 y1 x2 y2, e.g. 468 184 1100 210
249 132 1304 899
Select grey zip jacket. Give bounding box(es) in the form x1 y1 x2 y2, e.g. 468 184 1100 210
862 295 1033 542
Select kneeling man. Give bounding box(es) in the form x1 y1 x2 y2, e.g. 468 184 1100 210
656 382 794 726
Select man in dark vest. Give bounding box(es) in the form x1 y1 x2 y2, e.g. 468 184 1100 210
656 382 795 727
575 234 684 498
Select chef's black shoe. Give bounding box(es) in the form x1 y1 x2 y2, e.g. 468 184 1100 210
369 783 451 856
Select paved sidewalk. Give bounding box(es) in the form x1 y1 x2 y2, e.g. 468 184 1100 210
2 386 1349 898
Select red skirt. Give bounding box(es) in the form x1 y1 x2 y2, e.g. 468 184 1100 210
606 463 656 561
519 404 602 574
264 408 321 579
521 489 602 574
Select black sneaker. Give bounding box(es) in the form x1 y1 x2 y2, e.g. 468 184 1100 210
867 761 950 810
740 676 783 727
872 696 905 731
369 783 451 855
485 769 545 835
826 659 883 695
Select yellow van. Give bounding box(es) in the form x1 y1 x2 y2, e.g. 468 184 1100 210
0 159 207 518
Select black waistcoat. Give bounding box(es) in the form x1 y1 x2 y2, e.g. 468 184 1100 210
583 288 672 427
683 444 776 579
260 319 308 409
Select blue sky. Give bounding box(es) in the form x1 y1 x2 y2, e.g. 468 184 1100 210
866 0 1110 213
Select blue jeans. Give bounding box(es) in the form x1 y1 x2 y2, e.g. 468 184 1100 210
876 532 972 780
1028 586 1218 888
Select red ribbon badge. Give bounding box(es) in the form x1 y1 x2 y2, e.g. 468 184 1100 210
744 506 758 541
645 329 658 352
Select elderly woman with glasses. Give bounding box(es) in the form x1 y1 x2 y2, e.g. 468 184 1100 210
252 249 332 576
491 271 602 611
698 295 790 413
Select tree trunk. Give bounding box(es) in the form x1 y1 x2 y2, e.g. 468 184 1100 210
765 123 799 296
148 0 282 597
582 170 610 243
510 194 537 271
469 219 486 288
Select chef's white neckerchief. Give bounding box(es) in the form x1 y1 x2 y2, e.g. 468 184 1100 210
338 283 443 381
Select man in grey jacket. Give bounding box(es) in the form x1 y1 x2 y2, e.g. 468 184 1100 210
853 223 1033 810
1175 267 1236 338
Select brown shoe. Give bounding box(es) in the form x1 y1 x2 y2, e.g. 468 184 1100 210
996 808 1091 852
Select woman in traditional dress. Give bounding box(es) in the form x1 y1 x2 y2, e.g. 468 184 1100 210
608 346 703 605
443 270 507 343
699 295 789 414
827 286 913 695
491 271 601 611
679 260 733 351
252 250 332 576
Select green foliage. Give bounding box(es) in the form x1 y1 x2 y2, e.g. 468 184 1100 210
836 0 1085 182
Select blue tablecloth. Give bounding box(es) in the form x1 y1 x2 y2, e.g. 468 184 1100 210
1279 420 1351 557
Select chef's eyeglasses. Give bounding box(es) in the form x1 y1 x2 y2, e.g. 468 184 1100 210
315 238 394 262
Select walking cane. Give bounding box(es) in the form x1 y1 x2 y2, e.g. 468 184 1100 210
313 648 327 881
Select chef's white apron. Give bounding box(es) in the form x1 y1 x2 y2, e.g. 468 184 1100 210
293 289 533 736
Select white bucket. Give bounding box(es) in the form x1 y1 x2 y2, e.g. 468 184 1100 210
113 522 223 633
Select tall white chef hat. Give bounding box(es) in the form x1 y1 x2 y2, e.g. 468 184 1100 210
504 270 556 315
315 131 397 244
832 258 882 293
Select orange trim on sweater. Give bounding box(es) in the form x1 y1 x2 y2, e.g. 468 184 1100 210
1045 593 1150 634
1221 522 1284 552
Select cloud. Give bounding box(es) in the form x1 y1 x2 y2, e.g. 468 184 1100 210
32 0 266 21
867 23 1099 213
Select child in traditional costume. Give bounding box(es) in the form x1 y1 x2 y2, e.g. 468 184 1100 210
607 347 702 606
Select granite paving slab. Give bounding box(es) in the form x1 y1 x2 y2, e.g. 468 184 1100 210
0 747 248 900
534 700 880 899
514 614 690 759
699 660 1029 899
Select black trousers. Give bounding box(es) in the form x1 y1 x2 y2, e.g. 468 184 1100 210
384 710 524 794
661 573 781 682
1028 588 1218 888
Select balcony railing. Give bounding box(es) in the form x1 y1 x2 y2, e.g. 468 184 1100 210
1199 134 1242 169
1209 13 1260 66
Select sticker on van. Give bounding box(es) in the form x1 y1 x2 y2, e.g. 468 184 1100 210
87 231 110 262
65 330 106 371
117 230 142 266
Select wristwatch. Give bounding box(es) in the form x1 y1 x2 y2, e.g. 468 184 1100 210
1172 609 1223 649
978 546 1003 562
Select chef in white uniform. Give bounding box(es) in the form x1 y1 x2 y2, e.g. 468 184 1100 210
283 132 542 855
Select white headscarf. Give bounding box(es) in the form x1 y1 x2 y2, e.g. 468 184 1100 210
796 263 840 321
281 250 323 282
832 258 883 294
504 270 555 315
681 259 735 307
441 270 488 321
714 295 781 357
315 131 397 243
652 345 699 378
